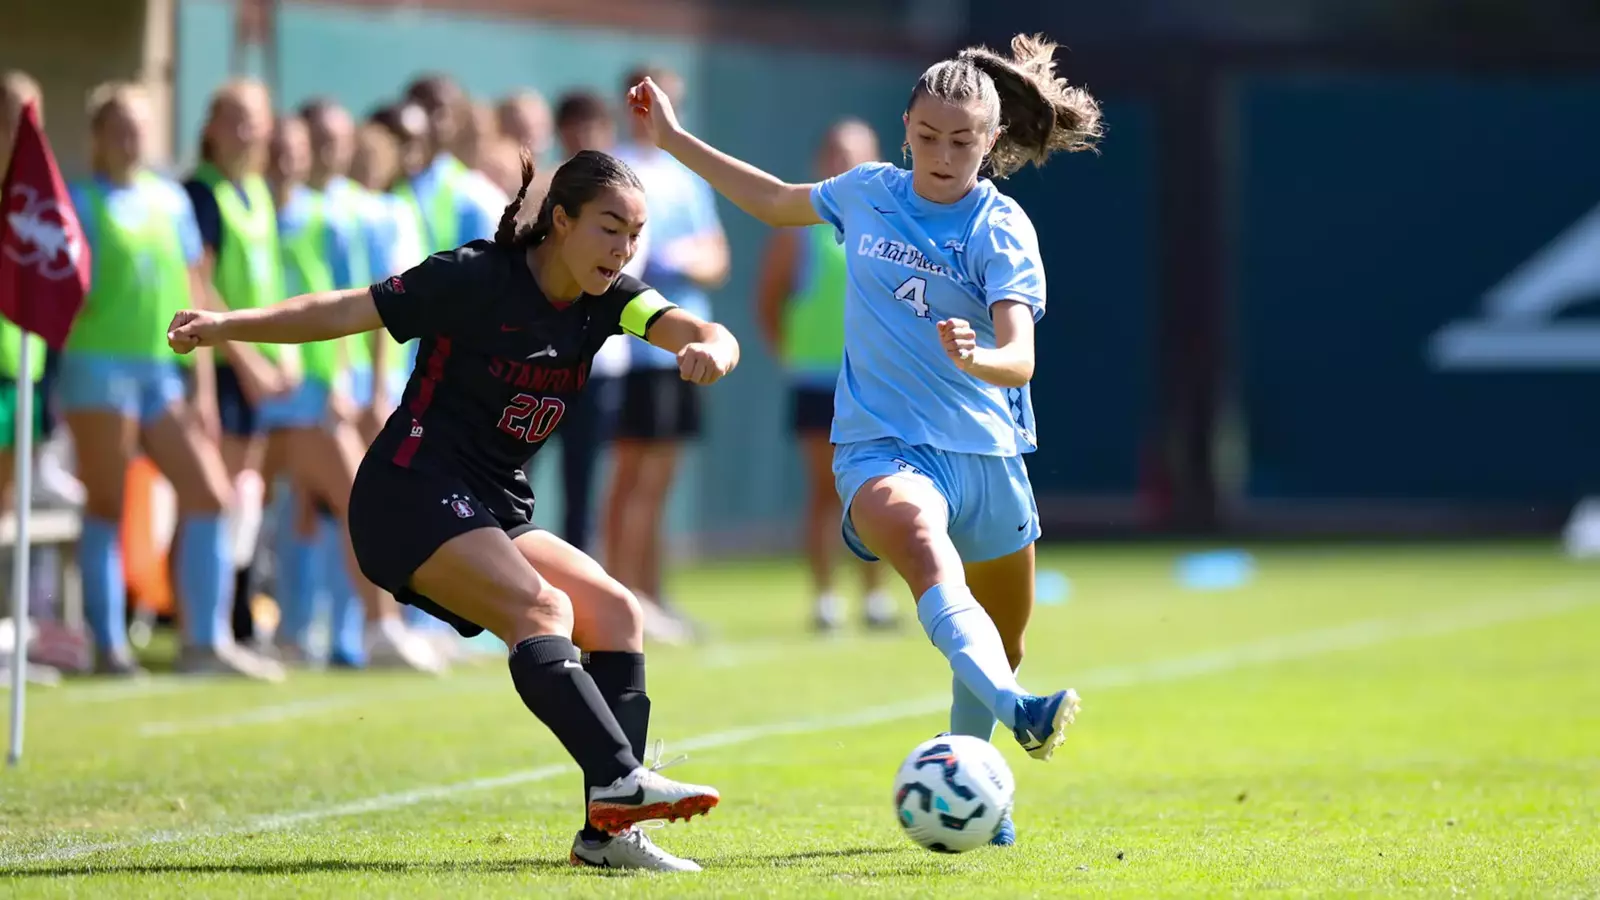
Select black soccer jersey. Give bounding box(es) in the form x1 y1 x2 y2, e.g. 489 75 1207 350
367 240 675 522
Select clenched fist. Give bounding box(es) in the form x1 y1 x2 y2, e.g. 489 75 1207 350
167 309 227 354
677 341 735 385
937 318 978 370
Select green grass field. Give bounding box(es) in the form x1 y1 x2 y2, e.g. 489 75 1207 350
2 543 1597 898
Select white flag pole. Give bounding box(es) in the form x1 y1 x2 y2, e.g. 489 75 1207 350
7 335 33 767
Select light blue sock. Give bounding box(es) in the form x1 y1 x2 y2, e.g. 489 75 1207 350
950 678 998 739
918 583 1025 729
320 516 366 666
79 516 126 654
950 663 1020 739
274 522 321 651
176 514 230 649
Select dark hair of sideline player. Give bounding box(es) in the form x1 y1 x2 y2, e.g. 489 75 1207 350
908 33 1102 176
494 147 644 248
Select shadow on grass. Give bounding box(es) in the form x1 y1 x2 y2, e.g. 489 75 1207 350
7 846 918 879
4 858 568 878
700 845 908 867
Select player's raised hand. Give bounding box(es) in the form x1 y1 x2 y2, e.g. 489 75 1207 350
677 341 735 386
938 318 978 370
167 309 226 354
626 77 681 148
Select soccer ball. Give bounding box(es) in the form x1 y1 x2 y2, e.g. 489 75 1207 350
892 734 1015 853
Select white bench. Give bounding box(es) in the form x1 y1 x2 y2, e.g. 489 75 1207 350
0 508 84 632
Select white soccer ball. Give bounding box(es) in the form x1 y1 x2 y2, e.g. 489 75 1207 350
892 734 1015 853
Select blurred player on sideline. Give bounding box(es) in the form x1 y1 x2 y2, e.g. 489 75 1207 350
608 66 730 642
755 119 895 633
630 33 1102 845
169 148 734 872
60 83 238 677
175 80 293 677
520 90 631 555
267 116 442 671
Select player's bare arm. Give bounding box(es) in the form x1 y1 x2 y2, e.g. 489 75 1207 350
939 300 1035 389
627 78 821 228
644 307 740 386
168 287 382 352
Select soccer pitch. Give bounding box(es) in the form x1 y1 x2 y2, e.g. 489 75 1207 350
3 543 1597 897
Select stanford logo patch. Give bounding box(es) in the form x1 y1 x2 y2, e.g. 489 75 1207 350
388 276 404 293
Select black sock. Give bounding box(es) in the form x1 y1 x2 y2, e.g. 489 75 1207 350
580 651 651 842
231 566 254 643
507 636 638 795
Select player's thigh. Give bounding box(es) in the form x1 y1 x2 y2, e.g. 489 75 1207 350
348 458 567 644
141 407 232 514
281 426 359 518
410 527 570 645
835 440 964 596
64 409 138 518
512 528 642 653
964 543 1035 668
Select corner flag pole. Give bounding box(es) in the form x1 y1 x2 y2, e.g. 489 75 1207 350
7 334 32 767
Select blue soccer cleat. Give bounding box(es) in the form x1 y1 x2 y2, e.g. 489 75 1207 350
1012 689 1081 761
990 811 1017 847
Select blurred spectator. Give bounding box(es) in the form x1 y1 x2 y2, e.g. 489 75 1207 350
607 66 730 642
496 88 553 162
478 137 527 199
267 115 442 673
455 97 511 211
400 74 499 250
59 82 256 678
754 119 894 632
182 78 293 677
521 90 630 555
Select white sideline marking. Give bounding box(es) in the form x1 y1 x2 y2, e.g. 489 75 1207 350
6 583 1593 866
138 697 366 737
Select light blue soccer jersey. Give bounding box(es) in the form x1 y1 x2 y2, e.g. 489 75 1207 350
811 161 1045 457
613 142 722 370
69 174 203 266
277 185 360 295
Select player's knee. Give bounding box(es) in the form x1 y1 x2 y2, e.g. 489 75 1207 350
508 582 574 636
593 580 644 649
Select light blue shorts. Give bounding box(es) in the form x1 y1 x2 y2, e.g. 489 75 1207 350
834 437 1040 564
347 366 408 410
57 353 185 424
257 379 330 431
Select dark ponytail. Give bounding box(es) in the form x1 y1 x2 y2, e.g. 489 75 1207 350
495 148 643 249
494 147 536 246
909 33 1102 177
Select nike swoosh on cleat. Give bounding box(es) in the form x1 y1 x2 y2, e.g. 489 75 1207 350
597 786 646 805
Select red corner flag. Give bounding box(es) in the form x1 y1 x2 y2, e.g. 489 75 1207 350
0 101 88 349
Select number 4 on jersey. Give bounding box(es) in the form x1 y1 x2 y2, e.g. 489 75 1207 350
894 276 931 318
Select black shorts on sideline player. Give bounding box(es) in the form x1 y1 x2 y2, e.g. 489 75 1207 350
213 364 260 437
790 384 834 436
348 453 541 638
614 367 700 441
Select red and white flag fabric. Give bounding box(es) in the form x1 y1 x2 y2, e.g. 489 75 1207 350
0 100 89 349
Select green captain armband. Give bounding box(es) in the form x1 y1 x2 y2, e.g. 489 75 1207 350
619 289 677 339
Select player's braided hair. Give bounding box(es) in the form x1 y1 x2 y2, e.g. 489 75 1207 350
494 148 643 248
908 33 1102 177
